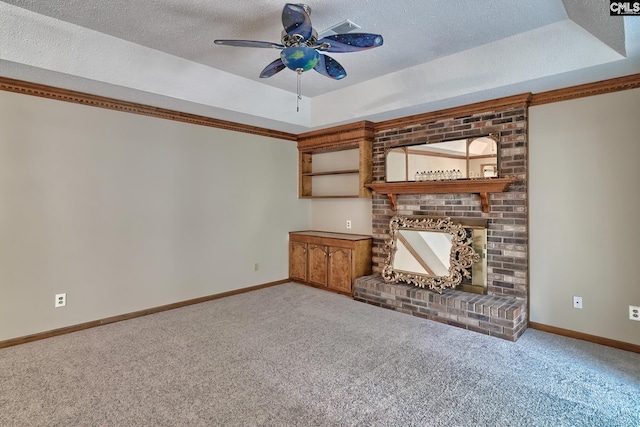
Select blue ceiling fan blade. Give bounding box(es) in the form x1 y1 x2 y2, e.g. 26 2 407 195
282 3 313 41
313 54 347 80
214 40 284 49
260 58 287 78
316 33 383 53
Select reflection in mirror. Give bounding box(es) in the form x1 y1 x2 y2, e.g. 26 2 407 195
382 216 480 293
386 147 407 182
394 230 452 276
385 134 499 182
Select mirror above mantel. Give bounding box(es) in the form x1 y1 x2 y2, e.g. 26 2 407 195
366 133 516 212
386 134 499 182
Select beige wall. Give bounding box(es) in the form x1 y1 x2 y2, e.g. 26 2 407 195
529 88 640 345
5 83 637 345
0 91 310 341
310 199 372 235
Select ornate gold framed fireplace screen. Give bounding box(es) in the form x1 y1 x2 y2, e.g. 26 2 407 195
382 215 481 293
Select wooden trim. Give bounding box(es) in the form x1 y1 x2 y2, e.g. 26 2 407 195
358 139 373 198
302 169 359 176
373 73 640 132
366 178 516 213
530 73 640 106
297 121 375 151
387 193 398 210
289 231 373 246
529 322 640 354
374 93 532 132
0 77 297 141
406 150 493 161
407 149 467 159
0 279 289 349
4 74 638 142
300 195 361 199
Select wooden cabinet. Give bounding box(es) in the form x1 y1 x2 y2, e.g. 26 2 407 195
288 240 307 282
297 121 373 199
308 244 328 287
289 231 372 295
327 246 352 294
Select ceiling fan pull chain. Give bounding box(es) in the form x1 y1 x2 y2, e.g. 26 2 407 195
296 68 303 112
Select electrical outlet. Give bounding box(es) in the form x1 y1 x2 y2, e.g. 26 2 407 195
254 262 259 271
630 305 640 321
346 220 352 229
55 293 66 308
573 296 583 309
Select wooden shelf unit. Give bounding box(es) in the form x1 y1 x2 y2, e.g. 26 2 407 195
297 121 373 199
301 169 360 177
366 177 517 212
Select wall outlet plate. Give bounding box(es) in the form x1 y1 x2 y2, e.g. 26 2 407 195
55 293 66 308
346 220 352 229
630 305 640 321
573 296 583 309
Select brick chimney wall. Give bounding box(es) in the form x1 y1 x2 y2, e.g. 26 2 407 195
371 106 528 301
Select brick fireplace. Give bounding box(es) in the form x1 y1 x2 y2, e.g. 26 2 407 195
354 95 530 341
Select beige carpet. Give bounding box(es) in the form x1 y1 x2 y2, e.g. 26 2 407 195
1 283 638 426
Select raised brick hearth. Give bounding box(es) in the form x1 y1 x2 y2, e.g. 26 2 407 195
358 96 530 341
354 275 527 341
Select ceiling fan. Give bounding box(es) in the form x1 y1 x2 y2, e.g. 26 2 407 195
214 3 383 110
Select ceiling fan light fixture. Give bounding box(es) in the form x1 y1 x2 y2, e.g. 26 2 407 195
281 46 320 72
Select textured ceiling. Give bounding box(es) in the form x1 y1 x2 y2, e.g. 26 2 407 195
1 0 639 133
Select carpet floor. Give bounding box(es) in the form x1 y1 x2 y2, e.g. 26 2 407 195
1 282 638 426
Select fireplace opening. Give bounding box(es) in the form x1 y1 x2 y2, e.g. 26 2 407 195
458 224 487 295
382 216 488 294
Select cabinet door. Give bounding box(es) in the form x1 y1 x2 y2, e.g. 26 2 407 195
308 244 328 287
328 247 352 293
289 241 307 282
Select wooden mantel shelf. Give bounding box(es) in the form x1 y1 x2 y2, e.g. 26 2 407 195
365 177 517 212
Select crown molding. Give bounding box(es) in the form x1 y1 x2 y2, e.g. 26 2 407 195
374 93 532 132
297 121 375 151
0 77 297 141
3 73 639 140
530 73 640 106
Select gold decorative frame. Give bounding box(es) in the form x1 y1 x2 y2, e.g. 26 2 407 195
382 215 480 293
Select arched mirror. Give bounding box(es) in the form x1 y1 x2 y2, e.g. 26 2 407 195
386 147 408 181
382 215 480 293
385 134 499 182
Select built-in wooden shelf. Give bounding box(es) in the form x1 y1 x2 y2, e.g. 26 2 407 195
301 169 359 177
298 121 373 199
365 177 517 212
300 195 361 199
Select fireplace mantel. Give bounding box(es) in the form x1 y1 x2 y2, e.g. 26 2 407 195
365 177 517 212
